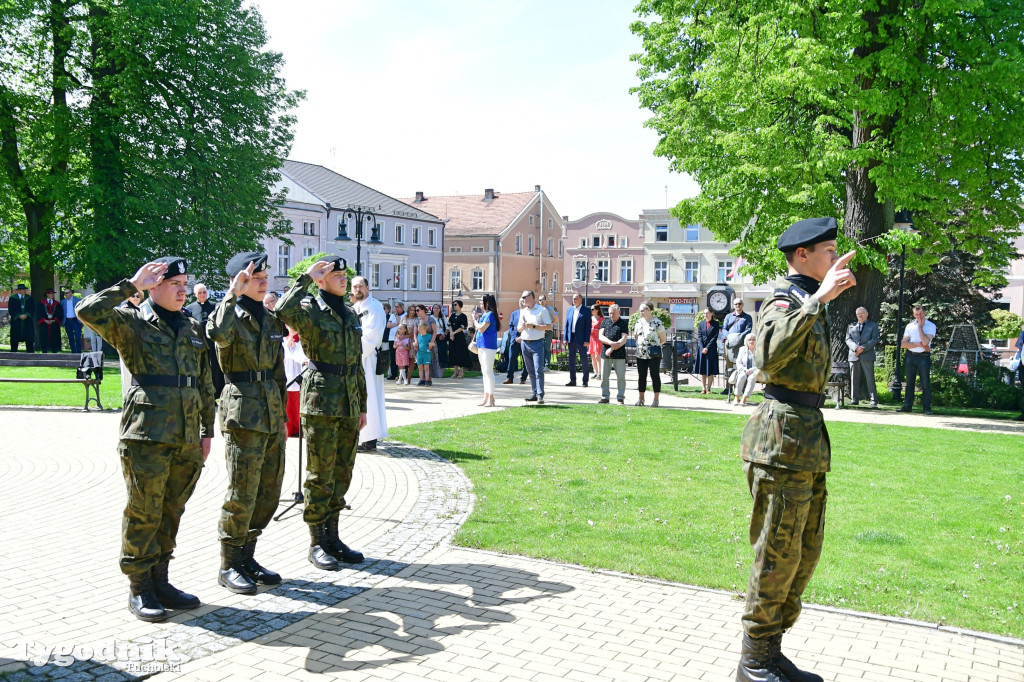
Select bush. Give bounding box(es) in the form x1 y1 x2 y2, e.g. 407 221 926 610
930 362 1020 410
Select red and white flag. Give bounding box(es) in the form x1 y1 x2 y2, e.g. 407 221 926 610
728 257 744 280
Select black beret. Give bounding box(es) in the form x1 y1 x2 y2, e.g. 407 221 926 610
152 256 189 277
14 283 28 291
317 256 348 273
45 288 55 294
225 251 269 278
776 217 838 253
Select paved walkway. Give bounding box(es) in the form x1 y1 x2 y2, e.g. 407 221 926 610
0 371 1021 682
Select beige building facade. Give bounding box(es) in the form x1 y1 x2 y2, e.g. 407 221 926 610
403 187 564 325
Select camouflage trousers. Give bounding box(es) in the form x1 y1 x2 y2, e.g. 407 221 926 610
742 462 827 638
301 414 359 525
117 440 204 575
218 427 286 546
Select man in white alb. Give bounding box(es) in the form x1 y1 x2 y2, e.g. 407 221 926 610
352 277 388 450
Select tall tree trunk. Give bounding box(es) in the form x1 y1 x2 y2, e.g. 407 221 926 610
831 2 898 360
87 1 126 290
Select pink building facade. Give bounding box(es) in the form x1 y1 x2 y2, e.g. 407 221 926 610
560 212 645 319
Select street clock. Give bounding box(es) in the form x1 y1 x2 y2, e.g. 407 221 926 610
706 283 734 317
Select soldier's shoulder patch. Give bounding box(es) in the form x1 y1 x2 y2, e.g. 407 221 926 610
300 299 312 309
235 306 246 318
773 287 791 299
269 333 283 341
789 286 809 302
774 300 791 309
188 336 205 348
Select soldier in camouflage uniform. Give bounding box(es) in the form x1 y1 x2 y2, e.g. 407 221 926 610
736 218 857 682
77 257 215 623
207 252 287 594
276 257 367 571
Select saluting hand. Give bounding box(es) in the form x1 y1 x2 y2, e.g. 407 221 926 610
230 261 256 297
815 250 857 304
129 262 168 292
306 260 335 285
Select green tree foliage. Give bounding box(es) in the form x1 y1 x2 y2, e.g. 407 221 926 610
980 309 1024 341
628 306 671 333
287 252 354 297
631 1 1024 354
0 0 301 293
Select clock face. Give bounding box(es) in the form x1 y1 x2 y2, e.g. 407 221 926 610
709 291 729 312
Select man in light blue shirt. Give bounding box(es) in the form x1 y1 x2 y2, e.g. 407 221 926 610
62 289 83 353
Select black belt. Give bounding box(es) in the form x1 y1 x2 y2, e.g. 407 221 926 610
308 360 353 376
224 370 274 383
132 374 199 388
764 385 826 409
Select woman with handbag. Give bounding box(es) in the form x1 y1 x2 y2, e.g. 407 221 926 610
432 304 450 368
473 294 500 407
633 301 667 407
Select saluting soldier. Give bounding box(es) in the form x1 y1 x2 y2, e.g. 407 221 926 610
77 257 215 623
207 252 287 594
736 218 856 682
276 257 367 571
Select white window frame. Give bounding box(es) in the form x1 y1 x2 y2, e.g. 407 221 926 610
412 225 421 245
574 259 587 282
395 224 405 244
579 238 586 249
591 235 601 248
528 235 534 255
529 215 535 226
619 258 632 283
558 241 564 257
718 260 733 282
411 265 420 290
449 246 462 253
428 228 436 247
685 260 699 282
471 268 483 291
620 236 628 248
685 224 699 242
302 246 315 260
547 238 553 257
371 263 380 288
548 218 553 229
450 268 462 291
607 234 616 248
654 260 668 283
393 264 402 288
426 265 435 291
552 272 559 293
597 259 610 283
655 224 668 242
516 235 522 254
277 244 291 273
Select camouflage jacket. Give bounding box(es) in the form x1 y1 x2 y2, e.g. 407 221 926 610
741 278 832 472
275 274 367 418
207 293 287 434
77 280 215 445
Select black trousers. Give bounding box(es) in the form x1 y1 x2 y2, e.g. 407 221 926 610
903 353 931 410
637 356 661 394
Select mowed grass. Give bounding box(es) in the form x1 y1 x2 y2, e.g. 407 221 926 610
0 365 122 408
391 405 1024 637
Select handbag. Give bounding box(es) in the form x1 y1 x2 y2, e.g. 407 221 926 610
1010 351 1021 373
647 343 662 359
468 341 479 354
375 347 389 375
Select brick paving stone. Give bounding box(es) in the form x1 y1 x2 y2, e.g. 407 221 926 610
3 389 1023 682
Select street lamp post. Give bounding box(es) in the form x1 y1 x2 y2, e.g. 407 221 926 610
572 261 602 305
334 206 383 276
889 210 915 402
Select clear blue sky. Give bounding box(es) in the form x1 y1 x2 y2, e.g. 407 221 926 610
253 0 699 220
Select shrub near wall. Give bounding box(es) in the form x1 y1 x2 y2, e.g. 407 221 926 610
880 346 1018 410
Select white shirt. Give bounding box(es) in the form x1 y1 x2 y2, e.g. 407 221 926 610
387 313 400 341
903 319 937 353
519 304 551 342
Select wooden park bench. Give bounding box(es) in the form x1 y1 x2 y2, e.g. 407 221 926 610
827 360 850 410
0 351 104 411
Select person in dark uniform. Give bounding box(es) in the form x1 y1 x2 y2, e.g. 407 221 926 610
276 257 367 571
77 257 215 622
736 217 856 682
207 253 287 594
37 288 64 352
186 283 225 399
9 283 35 352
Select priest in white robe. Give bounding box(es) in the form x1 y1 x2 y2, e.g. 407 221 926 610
351 276 387 450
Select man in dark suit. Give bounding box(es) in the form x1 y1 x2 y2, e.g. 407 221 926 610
846 306 879 406
9 283 35 352
563 293 592 387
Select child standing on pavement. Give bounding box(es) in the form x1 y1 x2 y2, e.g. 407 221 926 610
394 324 411 385
416 321 434 386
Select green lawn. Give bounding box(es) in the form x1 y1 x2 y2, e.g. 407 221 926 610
0 365 122 408
391 406 1024 637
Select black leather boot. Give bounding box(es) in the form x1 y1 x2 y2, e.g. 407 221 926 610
242 537 281 585
152 560 201 609
736 634 790 682
308 523 339 571
325 515 364 563
128 573 167 622
769 633 822 682
218 544 258 594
